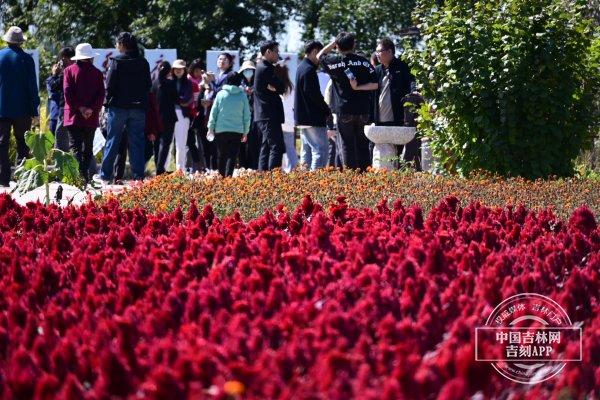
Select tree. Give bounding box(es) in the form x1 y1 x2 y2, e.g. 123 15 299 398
2 0 294 62
294 0 416 52
406 0 600 178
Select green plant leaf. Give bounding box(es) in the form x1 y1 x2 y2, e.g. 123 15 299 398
25 130 54 163
12 167 43 194
53 150 80 183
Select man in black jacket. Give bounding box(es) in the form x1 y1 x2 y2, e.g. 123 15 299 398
98 32 151 183
374 37 420 169
254 40 286 171
294 41 331 170
318 32 378 171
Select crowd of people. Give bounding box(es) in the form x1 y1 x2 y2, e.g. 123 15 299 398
0 25 422 186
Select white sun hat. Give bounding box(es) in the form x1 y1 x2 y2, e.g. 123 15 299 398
71 43 100 61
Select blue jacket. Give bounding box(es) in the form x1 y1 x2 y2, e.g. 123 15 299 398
0 45 40 118
208 85 251 134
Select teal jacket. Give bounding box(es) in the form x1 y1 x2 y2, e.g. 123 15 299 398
208 85 251 134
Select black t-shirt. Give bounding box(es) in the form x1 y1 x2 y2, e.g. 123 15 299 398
319 52 377 115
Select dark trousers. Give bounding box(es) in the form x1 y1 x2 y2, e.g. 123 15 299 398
49 119 58 135
257 120 284 171
199 131 218 170
239 121 261 170
187 118 206 171
336 114 371 170
156 122 176 175
0 116 31 186
67 126 95 182
400 136 422 171
215 133 242 177
115 133 159 180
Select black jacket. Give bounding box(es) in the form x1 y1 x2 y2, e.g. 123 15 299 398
151 77 178 126
294 58 330 127
253 60 285 123
320 52 377 115
373 57 414 124
106 51 152 109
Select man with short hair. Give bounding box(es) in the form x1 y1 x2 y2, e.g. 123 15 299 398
254 40 286 171
374 37 420 169
317 32 378 171
0 26 40 187
294 41 331 170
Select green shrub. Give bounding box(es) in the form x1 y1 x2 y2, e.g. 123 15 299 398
406 0 600 179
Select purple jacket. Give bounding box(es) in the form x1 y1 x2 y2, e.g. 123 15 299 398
63 61 105 128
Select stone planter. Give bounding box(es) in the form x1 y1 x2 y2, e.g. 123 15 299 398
364 124 416 170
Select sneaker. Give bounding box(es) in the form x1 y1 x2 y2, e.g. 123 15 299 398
92 174 112 186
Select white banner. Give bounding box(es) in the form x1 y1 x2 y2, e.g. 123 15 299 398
206 50 240 74
24 49 40 89
92 49 178 81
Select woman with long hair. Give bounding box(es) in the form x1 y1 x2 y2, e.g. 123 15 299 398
152 60 178 175
273 63 298 171
186 58 206 172
171 59 193 172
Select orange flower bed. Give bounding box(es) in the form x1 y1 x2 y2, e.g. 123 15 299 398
109 169 600 220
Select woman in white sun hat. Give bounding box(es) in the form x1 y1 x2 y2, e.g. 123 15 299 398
63 43 105 183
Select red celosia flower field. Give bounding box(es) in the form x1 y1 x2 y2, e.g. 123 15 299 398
0 193 598 399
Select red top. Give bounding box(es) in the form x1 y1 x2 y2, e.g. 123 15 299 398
63 61 105 128
187 73 200 119
145 92 164 139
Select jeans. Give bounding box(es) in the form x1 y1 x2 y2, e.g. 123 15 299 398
101 107 146 181
283 130 298 172
336 114 371 171
257 120 285 171
215 133 242 177
174 108 191 171
67 126 95 182
0 116 31 186
299 127 328 170
156 122 176 175
54 112 71 152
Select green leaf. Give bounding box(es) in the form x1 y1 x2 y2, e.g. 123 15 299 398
53 150 80 183
25 130 54 163
12 167 43 194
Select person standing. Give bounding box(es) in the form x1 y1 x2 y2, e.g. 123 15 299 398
171 59 193 172
318 32 378 171
46 47 75 151
63 43 104 183
254 40 286 171
212 53 234 94
238 60 260 169
295 41 331 170
0 26 40 187
275 63 298 171
98 32 151 184
208 72 250 177
186 59 206 172
374 37 420 169
152 61 178 175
